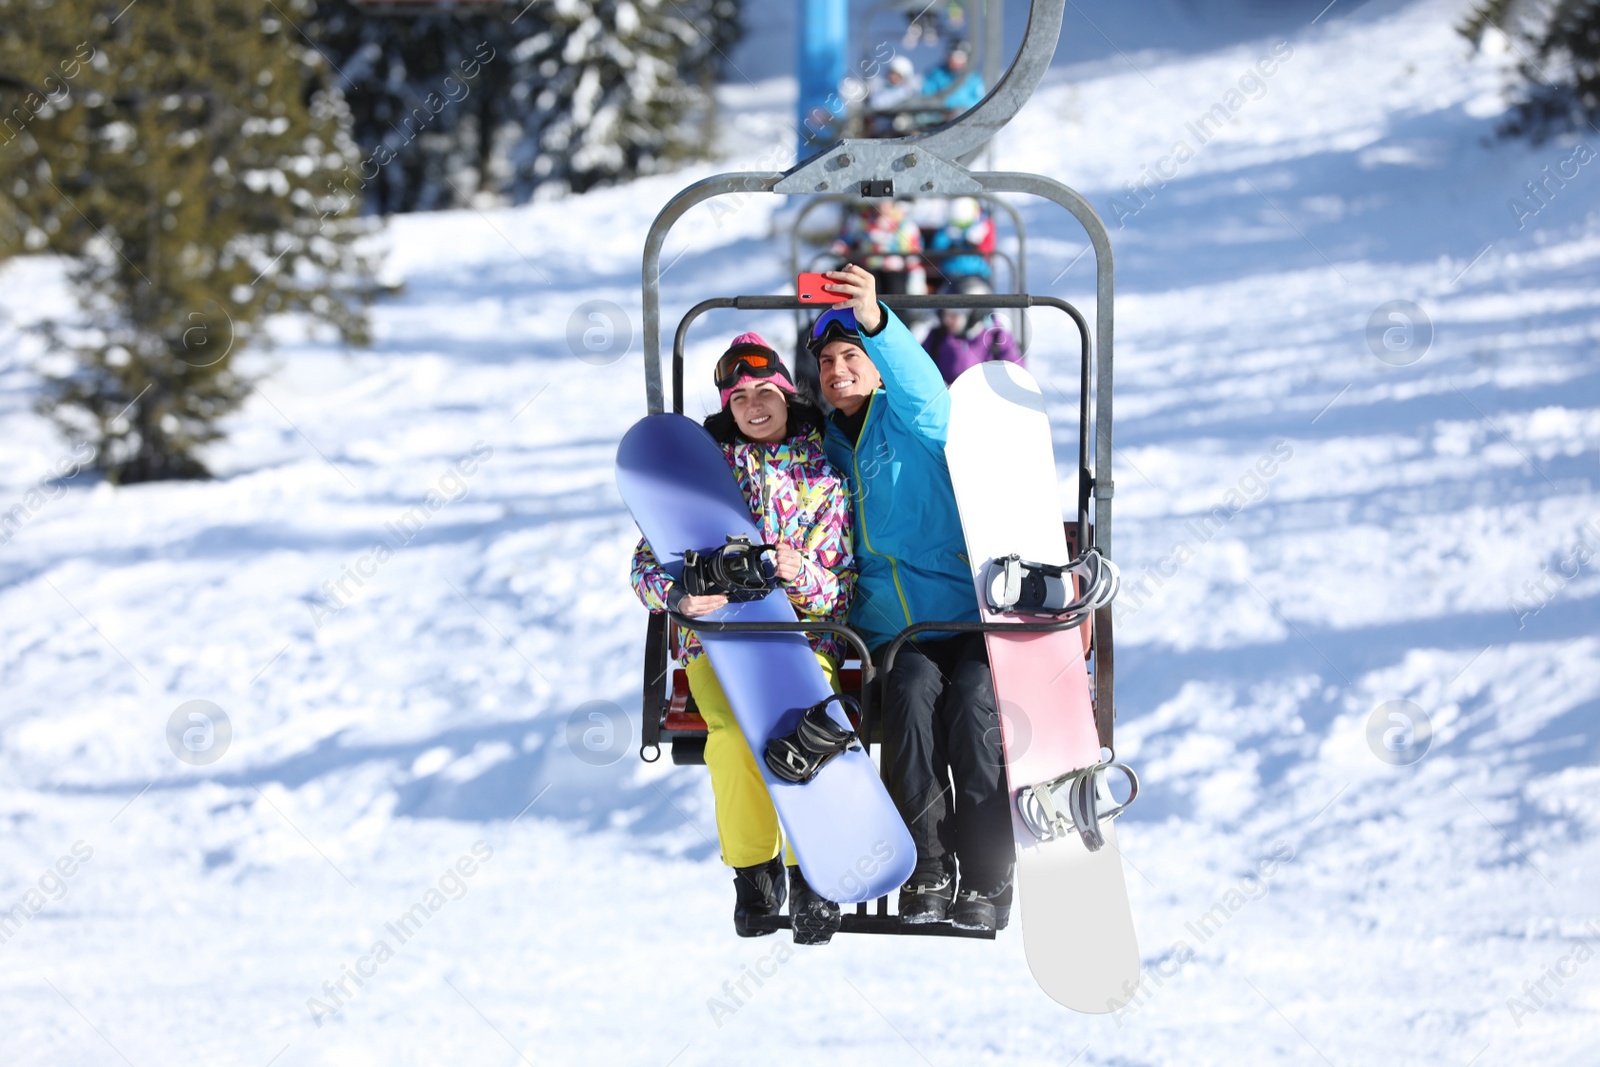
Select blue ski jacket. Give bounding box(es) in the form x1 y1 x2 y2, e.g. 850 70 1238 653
921 68 987 112
821 303 979 653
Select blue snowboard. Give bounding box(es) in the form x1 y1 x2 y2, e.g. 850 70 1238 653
617 413 915 904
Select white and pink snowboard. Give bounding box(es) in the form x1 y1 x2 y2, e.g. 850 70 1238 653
945 359 1140 1013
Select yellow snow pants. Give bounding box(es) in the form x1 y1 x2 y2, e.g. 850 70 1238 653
687 651 841 869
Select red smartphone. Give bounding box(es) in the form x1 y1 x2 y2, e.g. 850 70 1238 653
797 272 848 303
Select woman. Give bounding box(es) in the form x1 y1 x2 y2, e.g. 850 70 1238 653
629 332 857 945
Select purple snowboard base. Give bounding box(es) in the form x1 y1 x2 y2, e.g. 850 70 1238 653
617 413 914 903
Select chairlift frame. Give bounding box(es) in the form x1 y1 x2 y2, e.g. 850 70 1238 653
633 0 1119 937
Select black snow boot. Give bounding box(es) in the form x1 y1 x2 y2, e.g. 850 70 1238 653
733 855 787 938
787 864 841 945
897 869 955 925
950 873 1014 933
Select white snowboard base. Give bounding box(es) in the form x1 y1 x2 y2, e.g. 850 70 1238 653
1017 820 1142 1013
944 360 1142 1013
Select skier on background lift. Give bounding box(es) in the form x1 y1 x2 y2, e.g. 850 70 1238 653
923 276 1022 386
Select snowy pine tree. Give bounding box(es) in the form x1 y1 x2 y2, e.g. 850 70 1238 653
308 2 522 213
308 0 743 206
0 0 373 483
1462 0 1600 140
504 0 743 196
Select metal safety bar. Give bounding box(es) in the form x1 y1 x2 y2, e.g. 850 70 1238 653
664 612 882 753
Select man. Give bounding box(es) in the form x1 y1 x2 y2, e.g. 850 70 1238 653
806 264 1014 933
919 39 986 122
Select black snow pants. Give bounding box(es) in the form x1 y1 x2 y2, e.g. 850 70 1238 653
874 632 1014 893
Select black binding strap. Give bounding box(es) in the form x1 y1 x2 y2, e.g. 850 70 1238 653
682 535 779 602
764 693 860 784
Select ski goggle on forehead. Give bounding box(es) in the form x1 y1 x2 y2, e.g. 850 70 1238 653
807 309 861 355
714 345 789 390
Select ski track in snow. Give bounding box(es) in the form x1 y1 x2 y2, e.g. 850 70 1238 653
2 0 1598 1063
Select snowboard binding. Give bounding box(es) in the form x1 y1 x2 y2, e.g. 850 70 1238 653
764 694 861 784
1017 761 1139 852
682 535 779 602
985 548 1121 619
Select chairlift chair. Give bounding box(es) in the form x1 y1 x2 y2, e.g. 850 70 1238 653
635 0 1120 937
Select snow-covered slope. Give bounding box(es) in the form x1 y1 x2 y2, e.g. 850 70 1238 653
2 1 1598 1064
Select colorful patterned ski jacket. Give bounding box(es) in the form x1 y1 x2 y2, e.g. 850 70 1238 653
833 206 924 270
821 304 979 653
629 426 856 667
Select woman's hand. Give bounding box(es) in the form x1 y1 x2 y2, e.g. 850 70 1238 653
773 544 803 585
677 593 729 617
824 263 882 334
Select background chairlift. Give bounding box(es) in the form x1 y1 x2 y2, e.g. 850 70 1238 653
785 191 1032 400
847 0 1005 142
801 0 1005 150
636 0 1119 936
